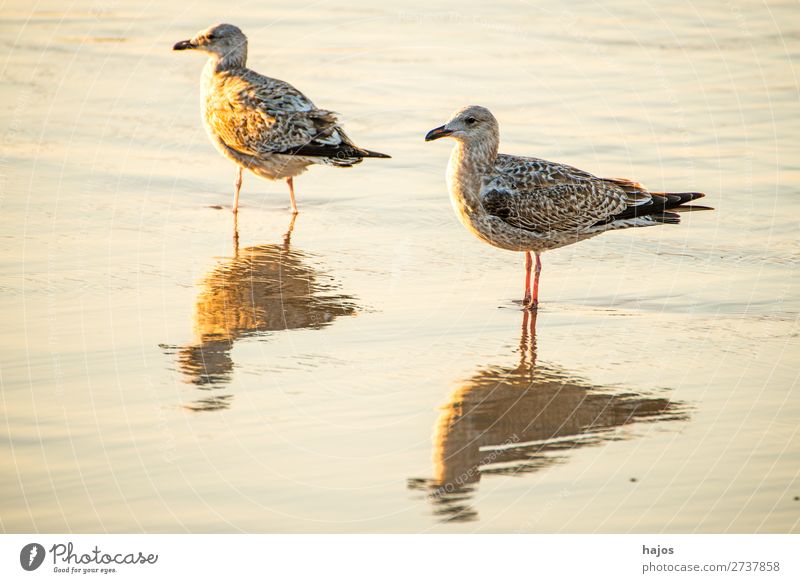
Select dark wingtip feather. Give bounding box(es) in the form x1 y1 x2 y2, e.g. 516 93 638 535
672 204 714 213
682 192 704 202
651 212 681 224
653 191 705 205
360 149 391 159
594 188 710 228
650 193 710 224
274 143 390 161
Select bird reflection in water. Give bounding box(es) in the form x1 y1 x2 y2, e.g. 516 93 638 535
408 312 688 522
174 215 358 411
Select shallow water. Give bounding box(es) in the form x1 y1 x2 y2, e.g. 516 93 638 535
1 0 798 532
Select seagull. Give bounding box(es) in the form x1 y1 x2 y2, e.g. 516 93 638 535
425 105 707 310
173 23 390 214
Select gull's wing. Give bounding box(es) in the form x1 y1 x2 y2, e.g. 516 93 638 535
207 69 364 160
481 155 656 233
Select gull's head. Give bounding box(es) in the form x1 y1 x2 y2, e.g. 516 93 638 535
425 105 498 144
173 23 247 61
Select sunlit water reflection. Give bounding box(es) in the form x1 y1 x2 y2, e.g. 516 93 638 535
164 217 359 410
409 312 688 522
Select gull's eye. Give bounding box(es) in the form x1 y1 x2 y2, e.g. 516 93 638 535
207 33 216 40
465 117 477 125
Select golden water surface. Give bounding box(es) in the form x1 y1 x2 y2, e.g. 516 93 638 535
1 0 798 532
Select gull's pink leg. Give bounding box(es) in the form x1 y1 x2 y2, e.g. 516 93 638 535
529 252 542 311
233 167 243 214
523 251 532 306
287 177 298 214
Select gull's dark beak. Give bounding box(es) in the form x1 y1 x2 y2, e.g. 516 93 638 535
173 39 196 51
425 125 452 141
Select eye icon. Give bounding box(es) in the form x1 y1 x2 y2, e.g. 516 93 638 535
20 543 46 571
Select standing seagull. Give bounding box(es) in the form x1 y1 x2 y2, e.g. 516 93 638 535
173 23 390 214
425 106 707 310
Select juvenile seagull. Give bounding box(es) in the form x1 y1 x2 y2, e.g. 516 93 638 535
173 23 390 214
425 106 707 310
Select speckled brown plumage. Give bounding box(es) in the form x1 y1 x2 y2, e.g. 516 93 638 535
425 105 708 309
174 23 389 213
